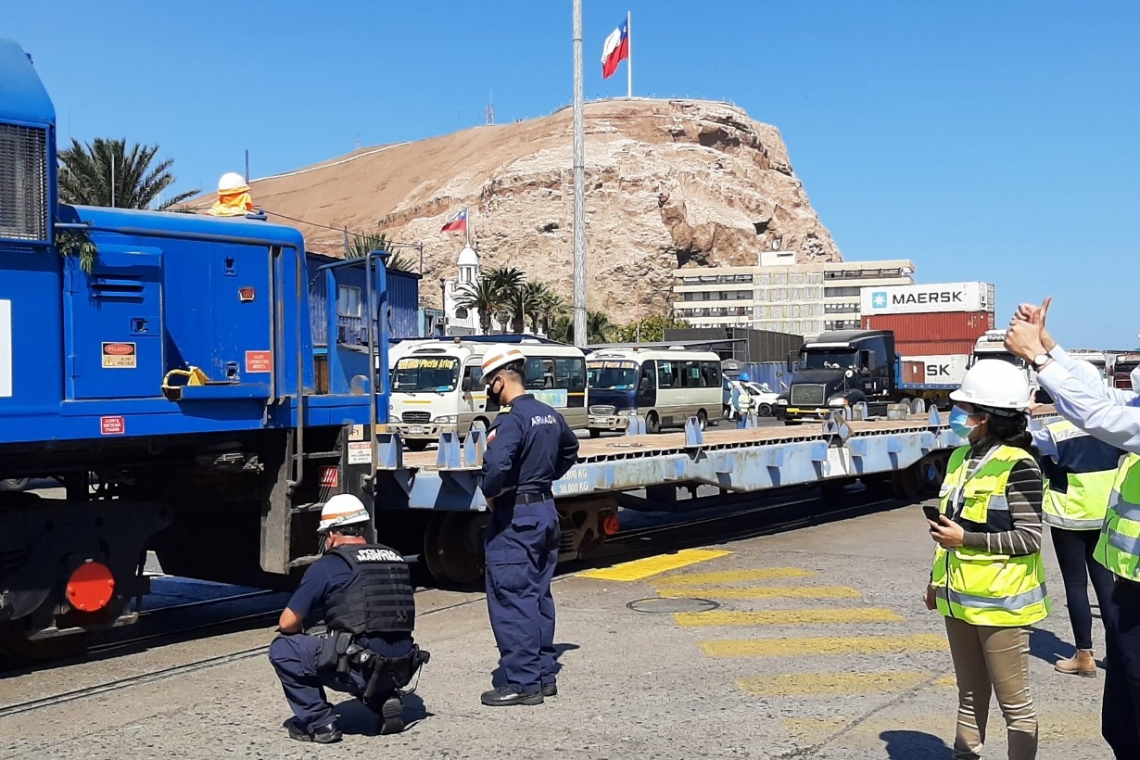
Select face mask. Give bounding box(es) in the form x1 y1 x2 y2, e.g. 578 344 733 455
949 406 976 438
486 376 503 406
1131 366 1140 393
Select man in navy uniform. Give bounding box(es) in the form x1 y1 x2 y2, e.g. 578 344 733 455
478 344 580 706
269 494 428 742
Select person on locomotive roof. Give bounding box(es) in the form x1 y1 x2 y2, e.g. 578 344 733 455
268 494 429 744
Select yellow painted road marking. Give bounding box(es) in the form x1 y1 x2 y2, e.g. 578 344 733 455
674 608 904 627
577 549 731 582
655 568 816 586
738 670 930 696
656 585 861 600
700 633 948 657
934 674 957 688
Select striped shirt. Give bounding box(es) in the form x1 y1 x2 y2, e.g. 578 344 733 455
958 445 1044 557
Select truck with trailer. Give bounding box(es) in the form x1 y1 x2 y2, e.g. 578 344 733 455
0 37 1063 659
776 330 961 423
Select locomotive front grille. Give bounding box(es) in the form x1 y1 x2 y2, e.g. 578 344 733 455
401 411 431 424
0 124 48 242
790 384 826 406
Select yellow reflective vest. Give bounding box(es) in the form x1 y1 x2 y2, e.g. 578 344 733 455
1041 420 1118 530
1096 452 1140 581
931 444 1050 627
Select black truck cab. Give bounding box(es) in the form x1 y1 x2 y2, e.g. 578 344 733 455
777 330 896 423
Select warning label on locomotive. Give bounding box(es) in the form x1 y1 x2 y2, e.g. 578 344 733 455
100 416 125 435
245 350 272 374
0 300 11 398
101 342 137 368
319 466 339 489
347 441 372 465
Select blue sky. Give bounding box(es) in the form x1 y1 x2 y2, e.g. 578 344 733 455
9 2 1139 347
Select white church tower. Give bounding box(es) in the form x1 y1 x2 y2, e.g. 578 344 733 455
443 243 482 335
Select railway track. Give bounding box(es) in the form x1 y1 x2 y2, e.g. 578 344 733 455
0 483 913 718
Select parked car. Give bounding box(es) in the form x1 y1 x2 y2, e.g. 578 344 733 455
743 382 782 417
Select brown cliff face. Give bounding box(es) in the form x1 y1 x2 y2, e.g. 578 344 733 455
213 98 841 320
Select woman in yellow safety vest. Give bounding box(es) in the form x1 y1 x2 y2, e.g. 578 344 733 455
924 359 1049 760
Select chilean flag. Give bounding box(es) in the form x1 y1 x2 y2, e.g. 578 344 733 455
440 208 467 232
601 18 629 79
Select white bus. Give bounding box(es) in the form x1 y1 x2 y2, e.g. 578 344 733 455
389 339 588 450
586 348 723 436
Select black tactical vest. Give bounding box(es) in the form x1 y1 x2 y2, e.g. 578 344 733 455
324 544 415 635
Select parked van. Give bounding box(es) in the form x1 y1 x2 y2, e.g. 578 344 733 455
389 339 588 449
586 348 722 436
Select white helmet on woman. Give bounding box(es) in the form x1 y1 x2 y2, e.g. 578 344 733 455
318 493 370 533
950 359 1031 411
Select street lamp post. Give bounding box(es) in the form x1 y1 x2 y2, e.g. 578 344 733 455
439 278 448 337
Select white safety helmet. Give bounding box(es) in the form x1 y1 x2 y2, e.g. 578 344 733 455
318 493 370 533
217 171 249 193
481 344 526 380
950 359 1031 411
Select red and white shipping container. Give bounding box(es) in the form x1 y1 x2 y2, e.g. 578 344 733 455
862 312 994 343
860 282 995 317
899 355 970 386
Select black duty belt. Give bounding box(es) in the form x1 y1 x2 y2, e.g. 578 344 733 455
514 492 553 504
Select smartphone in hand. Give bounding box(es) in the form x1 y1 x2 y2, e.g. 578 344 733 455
922 505 942 524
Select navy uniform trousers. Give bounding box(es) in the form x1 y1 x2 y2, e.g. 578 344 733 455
484 499 561 693
269 634 407 730
1103 576 1140 758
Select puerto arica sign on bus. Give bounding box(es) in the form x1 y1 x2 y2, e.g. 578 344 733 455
859 282 994 316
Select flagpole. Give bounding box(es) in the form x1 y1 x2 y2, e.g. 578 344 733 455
572 0 587 348
626 10 633 100
465 206 470 247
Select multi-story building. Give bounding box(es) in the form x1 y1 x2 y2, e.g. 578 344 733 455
672 256 915 339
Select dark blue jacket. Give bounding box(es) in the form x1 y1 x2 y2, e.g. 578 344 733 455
481 394 580 500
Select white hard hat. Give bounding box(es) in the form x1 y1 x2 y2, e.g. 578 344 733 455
481 344 526 379
217 172 248 193
318 493 370 533
950 359 1031 411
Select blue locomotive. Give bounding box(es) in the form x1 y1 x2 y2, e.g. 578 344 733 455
0 39 391 658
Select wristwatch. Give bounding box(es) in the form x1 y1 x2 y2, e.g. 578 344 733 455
1031 353 1051 370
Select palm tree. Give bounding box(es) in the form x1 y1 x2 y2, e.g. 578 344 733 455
587 311 614 345
537 291 566 336
486 266 526 333
58 137 199 210
546 310 613 345
346 232 412 271
548 315 573 344
521 282 550 333
454 277 501 335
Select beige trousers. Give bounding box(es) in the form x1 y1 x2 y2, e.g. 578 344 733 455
944 617 1038 760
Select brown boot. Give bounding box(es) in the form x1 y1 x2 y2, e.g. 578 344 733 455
1055 649 1097 677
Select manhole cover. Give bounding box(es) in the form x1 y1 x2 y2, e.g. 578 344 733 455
626 597 720 614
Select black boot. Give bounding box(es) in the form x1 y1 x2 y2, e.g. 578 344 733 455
481 686 543 706
373 695 405 735
541 682 558 697
285 718 343 744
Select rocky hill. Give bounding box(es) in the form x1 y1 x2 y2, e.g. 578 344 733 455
196 98 841 321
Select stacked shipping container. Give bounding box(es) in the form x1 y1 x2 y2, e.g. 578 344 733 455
859 282 996 385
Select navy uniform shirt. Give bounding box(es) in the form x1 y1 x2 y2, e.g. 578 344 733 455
285 551 413 657
481 394 580 500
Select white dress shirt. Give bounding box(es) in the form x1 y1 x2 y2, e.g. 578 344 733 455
1035 345 1140 455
